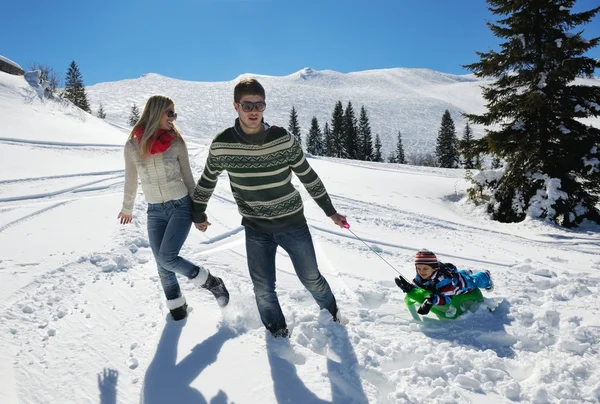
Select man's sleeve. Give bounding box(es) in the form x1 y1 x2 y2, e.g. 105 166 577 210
288 135 337 217
191 146 223 223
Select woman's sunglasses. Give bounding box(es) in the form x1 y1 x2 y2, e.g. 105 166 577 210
167 110 177 119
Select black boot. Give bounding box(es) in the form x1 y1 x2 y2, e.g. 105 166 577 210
202 273 230 308
170 303 188 321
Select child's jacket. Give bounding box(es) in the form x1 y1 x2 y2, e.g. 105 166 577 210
413 263 473 305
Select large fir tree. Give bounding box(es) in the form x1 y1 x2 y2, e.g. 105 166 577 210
306 116 324 156
459 122 476 169
129 103 140 126
357 106 374 161
288 106 302 146
330 101 345 158
464 0 600 227
63 60 91 113
435 110 459 168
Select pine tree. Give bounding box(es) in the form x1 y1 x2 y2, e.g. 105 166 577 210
306 116 324 156
357 106 374 161
330 101 345 158
395 131 406 164
464 0 600 227
322 122 333 157
97 102 107 119
342 102 358 159
288 106 302 146
435 110 459 168
373 134 383 162
129 103 140 126
63 60 91 113
459 123 476 169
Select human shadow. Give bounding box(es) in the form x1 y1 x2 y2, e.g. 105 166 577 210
418 299 517 358
98 368 118 404
266 324 368 404
141 317 239 404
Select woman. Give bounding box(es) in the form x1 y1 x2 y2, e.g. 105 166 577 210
118 95 229 321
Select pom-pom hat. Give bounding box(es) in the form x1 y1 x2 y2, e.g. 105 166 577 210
414 249 439 269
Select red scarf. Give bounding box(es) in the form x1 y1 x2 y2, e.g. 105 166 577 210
133 126 174 154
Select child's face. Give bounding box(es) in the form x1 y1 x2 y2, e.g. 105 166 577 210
416 264 435 280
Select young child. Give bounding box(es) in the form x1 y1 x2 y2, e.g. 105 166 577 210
395 249 494 315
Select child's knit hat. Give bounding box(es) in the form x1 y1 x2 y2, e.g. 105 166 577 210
414 249 439 268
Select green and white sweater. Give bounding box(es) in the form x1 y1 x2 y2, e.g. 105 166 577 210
192 122 336 233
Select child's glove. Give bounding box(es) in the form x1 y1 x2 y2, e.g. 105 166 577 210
417 294 436 315
395 277 414 293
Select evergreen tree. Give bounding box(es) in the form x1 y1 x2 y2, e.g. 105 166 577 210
330 101 345 158
288 106 302 146
129 103 140 126
343 101 358 159
63 60 91 112
306 116 324 155
357 106 374 161
373 134 383 162
435 110 459 168
97 102 107 119
395 130 406 164
464 0 600 227
323 122 334 157
459 122 476 169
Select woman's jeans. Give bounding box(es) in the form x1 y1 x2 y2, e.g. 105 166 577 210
147 195 204 301
245 224 337 333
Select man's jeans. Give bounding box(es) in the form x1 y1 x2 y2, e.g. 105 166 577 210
245 224 337 333
147 196 204 300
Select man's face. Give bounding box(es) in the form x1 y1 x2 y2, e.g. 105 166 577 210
234 95 266 135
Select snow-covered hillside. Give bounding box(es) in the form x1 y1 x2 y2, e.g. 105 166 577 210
2 71 600 404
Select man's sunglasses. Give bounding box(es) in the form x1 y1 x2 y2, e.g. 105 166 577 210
167 110 177 119
237 101 267 112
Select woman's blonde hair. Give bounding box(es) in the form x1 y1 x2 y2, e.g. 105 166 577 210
129 95 182 158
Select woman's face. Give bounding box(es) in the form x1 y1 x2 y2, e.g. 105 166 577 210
159 104 177 130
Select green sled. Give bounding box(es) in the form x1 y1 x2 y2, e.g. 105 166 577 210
404 287 484 320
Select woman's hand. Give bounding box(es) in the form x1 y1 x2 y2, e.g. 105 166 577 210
194 220 211 232
118 212 133 224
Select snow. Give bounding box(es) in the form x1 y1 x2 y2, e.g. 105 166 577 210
2 70 600 403
0 54 22 70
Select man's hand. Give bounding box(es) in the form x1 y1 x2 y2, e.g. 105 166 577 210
194 220 211 232
117 212 132 225
329 213 347 228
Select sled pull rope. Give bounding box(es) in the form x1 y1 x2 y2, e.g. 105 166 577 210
342 221 407 280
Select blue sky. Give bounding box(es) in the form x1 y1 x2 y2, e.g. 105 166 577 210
3 0 599 85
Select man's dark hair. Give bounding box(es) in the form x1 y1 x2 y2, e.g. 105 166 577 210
234 78 266 102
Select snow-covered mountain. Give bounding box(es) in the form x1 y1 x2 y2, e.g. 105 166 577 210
85 67 492 158
2 70 600 404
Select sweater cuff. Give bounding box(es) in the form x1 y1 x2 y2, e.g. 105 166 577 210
324 205 337 217
121 206 133 215
191 210 207 224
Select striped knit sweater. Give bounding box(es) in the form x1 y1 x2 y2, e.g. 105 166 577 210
192 123 337 233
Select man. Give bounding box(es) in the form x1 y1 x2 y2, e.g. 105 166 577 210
192 78 346 337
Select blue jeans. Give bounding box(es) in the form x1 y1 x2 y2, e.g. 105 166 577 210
147 195 200 301
459 270 492 290
245 224 337 332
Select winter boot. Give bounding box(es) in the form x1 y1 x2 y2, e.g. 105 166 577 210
270 327 290 338
166 296 188 321
200 273 230 307
484 270 494 292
